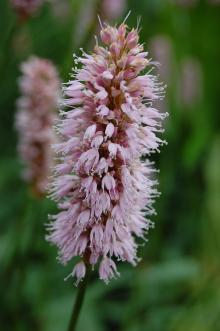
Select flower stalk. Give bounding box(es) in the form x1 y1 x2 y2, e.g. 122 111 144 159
67 265 91 331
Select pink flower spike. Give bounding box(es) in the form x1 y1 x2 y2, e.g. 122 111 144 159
47 22 167 284
11 0 43 20
102 0 126 20
15 56 60 197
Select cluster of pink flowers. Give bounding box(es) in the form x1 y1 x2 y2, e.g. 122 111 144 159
11 0 43 19
179 57 202 107
16 56 60 197
102 0 126 20
150 35 173 83
47 23 167 284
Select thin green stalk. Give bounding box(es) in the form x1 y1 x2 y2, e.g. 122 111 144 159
67 265 91 331
0 19 17 72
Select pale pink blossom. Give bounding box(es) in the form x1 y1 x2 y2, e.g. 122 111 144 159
73 0 95 46
47 23 167 284
150 35 173 83
65 261 86 286
11 0 43 19
49 0 70 21
15 56 60 196
102 0 127 20
149 35 173 113
179 57 203 107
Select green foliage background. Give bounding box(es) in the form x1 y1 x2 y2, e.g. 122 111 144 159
1 0 220 330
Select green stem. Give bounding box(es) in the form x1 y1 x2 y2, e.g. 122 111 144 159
0 19 17 72
67 265 91 331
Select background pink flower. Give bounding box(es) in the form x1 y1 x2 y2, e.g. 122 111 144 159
11 0 43 19
15 56 60 197
102 0 127 20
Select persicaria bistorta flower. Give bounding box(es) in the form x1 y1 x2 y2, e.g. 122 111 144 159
102 0 127 20
47 22 167 284
16 56 60 197
11 0 43 19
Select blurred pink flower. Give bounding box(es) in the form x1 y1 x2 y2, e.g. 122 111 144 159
102 0 126 20
179 57 203 107
15 56 60 197
49 0 70 21
74 0 95 46
11 0 43 19
47 23 167 284
149 35 173 83
149 35 173 114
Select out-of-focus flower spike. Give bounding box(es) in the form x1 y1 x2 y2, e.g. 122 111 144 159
11 0 44 20
15 56 60 197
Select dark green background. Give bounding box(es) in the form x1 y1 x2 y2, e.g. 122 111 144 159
1 0 220 330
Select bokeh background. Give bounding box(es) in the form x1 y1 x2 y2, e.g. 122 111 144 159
1 0 220 330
